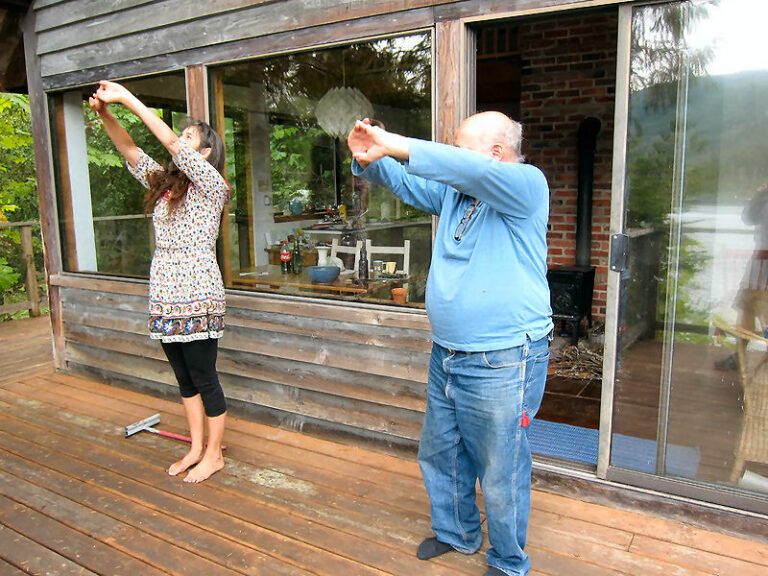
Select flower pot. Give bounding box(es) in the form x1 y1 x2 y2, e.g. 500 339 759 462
391 287 407 305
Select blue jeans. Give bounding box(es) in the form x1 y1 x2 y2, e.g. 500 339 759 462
417 335 550 576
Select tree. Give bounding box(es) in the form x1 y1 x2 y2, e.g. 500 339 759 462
0 93 42 317
82 101 174 275
0 93 37 223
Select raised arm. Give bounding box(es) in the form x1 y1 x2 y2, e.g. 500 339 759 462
94 80 181 158
348 120 445 214
407 139 549 218
88 95 141 167
352 156 445 216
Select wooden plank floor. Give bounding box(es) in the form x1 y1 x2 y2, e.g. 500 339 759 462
1 318 767 575
0 316 53 384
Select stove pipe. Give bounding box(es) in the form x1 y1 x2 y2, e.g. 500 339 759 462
576 117 601 267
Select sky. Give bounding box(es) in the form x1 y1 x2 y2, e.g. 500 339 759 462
687 0 768 75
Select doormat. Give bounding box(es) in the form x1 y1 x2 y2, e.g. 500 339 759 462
528 419 701 479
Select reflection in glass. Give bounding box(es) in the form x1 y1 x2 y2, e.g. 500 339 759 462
615 0 768 498
210 33 432 305
53 73 188 276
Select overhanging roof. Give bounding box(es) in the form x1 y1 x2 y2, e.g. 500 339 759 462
0 1 33 94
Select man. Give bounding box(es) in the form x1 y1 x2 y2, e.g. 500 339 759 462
347 112 552 576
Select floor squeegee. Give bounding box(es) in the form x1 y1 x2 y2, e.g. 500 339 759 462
125 413 227 449
124 413 194 443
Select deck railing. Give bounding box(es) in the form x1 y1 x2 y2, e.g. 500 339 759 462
0 220 45 317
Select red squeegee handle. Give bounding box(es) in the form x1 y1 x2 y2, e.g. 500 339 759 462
150 427 227 450
156 429 193 442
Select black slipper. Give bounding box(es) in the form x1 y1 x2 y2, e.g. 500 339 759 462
416 537 454 560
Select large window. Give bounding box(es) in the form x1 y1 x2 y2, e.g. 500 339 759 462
51 73 188 277
210 32 433 306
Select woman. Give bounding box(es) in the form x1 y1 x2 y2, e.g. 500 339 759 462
90 80 230 483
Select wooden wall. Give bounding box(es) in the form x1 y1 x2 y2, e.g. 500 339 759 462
51 274 432 453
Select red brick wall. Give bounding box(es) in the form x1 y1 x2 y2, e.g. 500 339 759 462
518 10 618 323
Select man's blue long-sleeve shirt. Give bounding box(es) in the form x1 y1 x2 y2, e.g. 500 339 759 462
353 138 553 351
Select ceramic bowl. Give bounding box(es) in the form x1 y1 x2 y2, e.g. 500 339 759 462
306 265 340 283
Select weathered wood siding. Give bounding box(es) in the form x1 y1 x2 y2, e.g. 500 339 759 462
33 0 623 89
52 275 431 452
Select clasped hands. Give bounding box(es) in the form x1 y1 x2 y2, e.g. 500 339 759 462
88 80 133 114
347 119 409 167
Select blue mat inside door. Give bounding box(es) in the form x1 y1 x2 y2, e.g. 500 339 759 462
528 419 701 479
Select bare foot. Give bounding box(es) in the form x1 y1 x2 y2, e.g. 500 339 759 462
183 454 224 483
167 448 203 476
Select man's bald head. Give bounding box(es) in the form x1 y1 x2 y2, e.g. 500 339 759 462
454 111 523 163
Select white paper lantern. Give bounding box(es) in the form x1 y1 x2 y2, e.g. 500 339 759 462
315 87 374 139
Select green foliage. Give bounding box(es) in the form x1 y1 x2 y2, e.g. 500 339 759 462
0 257 20 291
0 93 37 222
269 124 335 212
83 103 166 217
228 32 432 216
83 103 172 275
0 93 45 319
659 236 710 324
0 92 165 313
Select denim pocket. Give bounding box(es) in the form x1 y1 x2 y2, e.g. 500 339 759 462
522 349 549 418
525 351 550 387
481 347 524 369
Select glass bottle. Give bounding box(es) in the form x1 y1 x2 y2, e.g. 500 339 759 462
280 240 291 274
358 242 369 281
291 238 303 275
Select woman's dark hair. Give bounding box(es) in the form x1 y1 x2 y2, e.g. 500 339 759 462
144 121 226 213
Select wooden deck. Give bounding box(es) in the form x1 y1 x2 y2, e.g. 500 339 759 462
1 317 767 576
0 316 53 385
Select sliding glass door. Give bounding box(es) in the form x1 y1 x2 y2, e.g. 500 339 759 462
607 0 768 513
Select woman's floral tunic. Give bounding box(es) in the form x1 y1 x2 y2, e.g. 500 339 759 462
128 142 229 343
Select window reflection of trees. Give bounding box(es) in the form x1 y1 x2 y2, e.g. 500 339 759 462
219 35 432 215
82 75 187 276
629 2 714 96
624 2 718 341
214 33 432 303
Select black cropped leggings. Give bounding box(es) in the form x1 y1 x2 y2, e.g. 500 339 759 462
160 338 227 417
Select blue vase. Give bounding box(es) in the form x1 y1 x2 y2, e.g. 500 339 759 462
289 197 304 215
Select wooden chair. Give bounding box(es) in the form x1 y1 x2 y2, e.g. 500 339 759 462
713 289 768 483
364 239 411 276
329 238 362 276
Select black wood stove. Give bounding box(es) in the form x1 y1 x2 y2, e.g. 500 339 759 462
547 265 595 343
547 117 600 343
